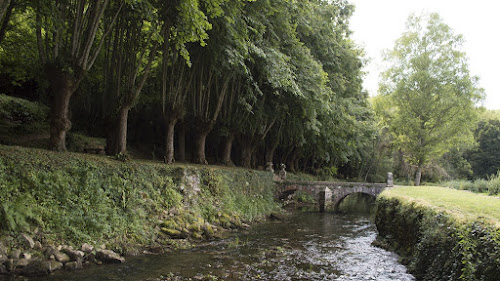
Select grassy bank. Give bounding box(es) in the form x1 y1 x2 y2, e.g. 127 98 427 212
382 186 500 226
375 186 500 280
0 145 281 255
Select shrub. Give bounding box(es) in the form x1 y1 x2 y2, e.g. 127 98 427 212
487 172 500 195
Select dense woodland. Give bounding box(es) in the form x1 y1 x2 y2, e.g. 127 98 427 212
0 0 499 184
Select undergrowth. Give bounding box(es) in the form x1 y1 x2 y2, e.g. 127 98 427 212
442 172 500 195
0 94 48 142
0 145 280 250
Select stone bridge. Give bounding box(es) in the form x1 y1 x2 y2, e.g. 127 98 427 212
277 174 392 212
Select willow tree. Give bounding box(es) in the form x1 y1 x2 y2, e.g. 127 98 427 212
380 13 483 185
35 0 122 151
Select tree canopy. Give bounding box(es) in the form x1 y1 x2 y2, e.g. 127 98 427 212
3 2 494 183
378 13 483 185
0 0 382 180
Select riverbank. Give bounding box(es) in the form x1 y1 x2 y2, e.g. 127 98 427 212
375 186 500 280
0 145 282 276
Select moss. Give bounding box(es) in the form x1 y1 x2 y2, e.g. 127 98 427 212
0 144 280 252
161 228 182 238
375 193 500 280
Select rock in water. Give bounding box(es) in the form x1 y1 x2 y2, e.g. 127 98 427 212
95 249 125 263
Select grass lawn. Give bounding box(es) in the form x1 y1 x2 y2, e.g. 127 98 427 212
382 186 500 226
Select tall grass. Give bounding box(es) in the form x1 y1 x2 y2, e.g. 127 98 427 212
442 172 500 196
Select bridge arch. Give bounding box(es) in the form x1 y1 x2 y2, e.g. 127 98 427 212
332 191 377 212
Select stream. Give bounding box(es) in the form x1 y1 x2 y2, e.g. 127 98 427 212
14 196 415 281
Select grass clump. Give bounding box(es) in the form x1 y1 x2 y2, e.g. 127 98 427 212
441 171 500 196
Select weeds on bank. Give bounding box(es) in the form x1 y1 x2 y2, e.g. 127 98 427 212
442 172 500 195
0 145 280 249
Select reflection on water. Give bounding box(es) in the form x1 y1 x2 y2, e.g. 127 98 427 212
20 197 414 281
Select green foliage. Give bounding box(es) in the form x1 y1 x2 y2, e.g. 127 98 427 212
114 152 130 162
444 179 487 194
192 168 280 223
292 190 315 204
316 166 338 181
466 118 500 179
379 13 483 185
0 145 279 248
1 0 373 179
441 171 500 195
0 94 48 133
0 195 41 232
0 146 185 246
486 172 500 195
376 193 500 280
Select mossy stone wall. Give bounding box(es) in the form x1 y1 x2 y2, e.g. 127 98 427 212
375 196 500 280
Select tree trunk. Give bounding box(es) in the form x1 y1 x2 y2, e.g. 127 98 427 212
164 117 177 164
106 105 130 155
47 68 75 151
194 129 209 164
222 133 235 166
415 166 423 186
0 0 14 46
241 143 253 168
177 122 186 162
293 157 300 173
0 0 11 21
265 143 277 166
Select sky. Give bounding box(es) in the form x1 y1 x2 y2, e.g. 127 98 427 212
348 0 500 110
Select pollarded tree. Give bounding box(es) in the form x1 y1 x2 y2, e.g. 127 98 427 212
159 0 232 164
103 2 159 155
34 0 123 151
380 13 483 185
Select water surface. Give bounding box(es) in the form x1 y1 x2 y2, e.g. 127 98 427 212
26 209 414 281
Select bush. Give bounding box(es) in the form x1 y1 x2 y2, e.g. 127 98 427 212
443 178 494 194
292 190 315 204
0 94 48 132
487 172 500 195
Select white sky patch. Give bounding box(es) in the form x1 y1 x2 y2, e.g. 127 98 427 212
348 0 500 110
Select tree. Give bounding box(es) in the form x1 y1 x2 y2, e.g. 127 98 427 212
159 0 230 164
466 115 500 178
34 0 122 151
0 0 15 46
380 13 483 185
103 2 159 155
